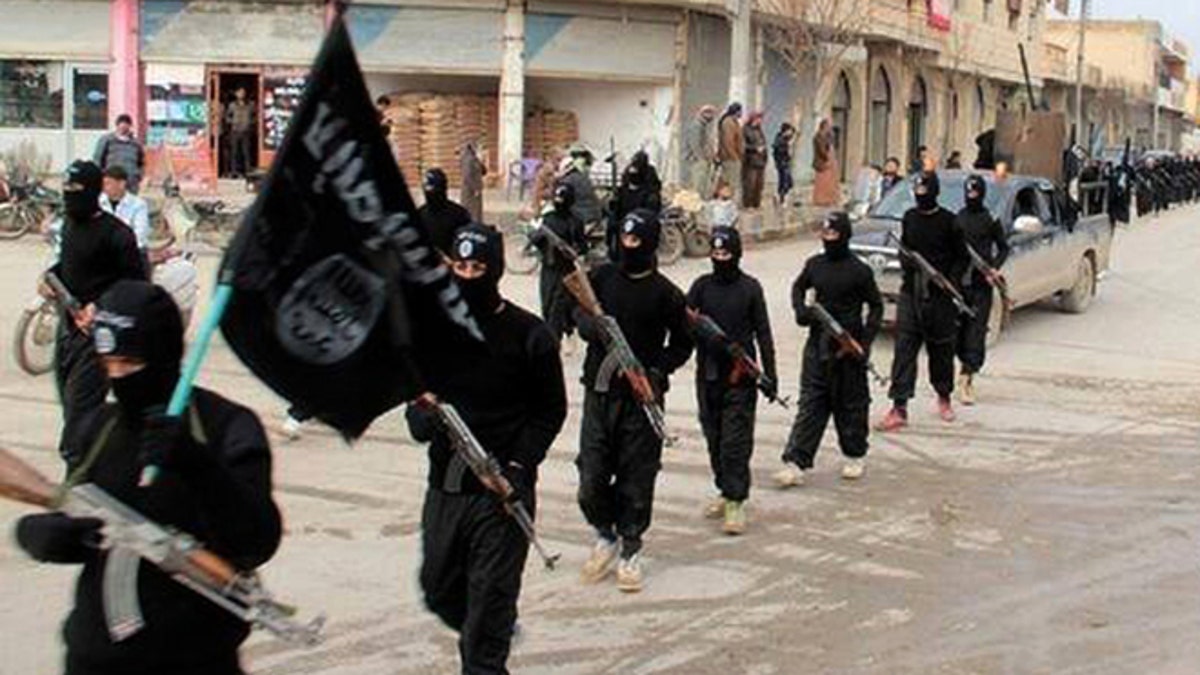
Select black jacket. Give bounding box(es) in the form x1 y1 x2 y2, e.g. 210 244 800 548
792 252 883 357
55 211 145 305
687 271 777 386
955 205 1010 287
16 389 281 675
575 264 694 393
418 199 473 257
899 206 969 295
408 302 567 493
537 208 588 273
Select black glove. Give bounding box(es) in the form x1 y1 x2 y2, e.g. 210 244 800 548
502 461 535 511
795 307 815 327
15 513 103 564
648 368 668 399
139 414 200 473
405 404 438 443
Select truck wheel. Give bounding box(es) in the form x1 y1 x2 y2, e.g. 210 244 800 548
506 227 541 276
1060 255 1096 314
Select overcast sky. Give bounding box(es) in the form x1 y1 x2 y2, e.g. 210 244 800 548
1055 0 1200 75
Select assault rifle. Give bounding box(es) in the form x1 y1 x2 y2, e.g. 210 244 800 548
808 302 889 387
44 270 83 316
415 396 560 569
886 231 976 318
964 242 1014 314
685 308 789 409
0 447 323 645
558 272 672 445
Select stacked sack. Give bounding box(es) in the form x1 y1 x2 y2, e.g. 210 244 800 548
420 97 460 186
384 93 425 184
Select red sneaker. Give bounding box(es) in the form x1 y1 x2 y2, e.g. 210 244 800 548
875 408 908 433
938 397 957 423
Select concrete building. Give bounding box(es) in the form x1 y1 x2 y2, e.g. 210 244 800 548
1046 19 1193 152
0 0 1191 192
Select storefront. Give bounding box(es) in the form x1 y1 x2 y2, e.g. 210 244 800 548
0 0 112 173
138 0 322 189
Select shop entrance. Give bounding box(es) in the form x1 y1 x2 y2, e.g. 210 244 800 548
208 70 261 179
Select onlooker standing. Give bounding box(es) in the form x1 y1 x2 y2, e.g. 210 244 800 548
910 145 929 176
92 113 145 194
772 123 797 204
226 87 256 178
685 105 718 196
460 141 487 223
742 112 768 209
812 119 841 207
99 165 151 271
946 150 963 169
717 103 745 204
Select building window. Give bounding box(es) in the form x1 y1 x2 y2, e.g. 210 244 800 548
72 70 108 131
0 60 64 129
1008 9 1019 30
975 83 986 132
983 0 993 23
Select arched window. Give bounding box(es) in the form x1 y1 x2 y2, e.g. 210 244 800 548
907 76 928 170
831 72 852 181
869 66 892 165
975 83 987 133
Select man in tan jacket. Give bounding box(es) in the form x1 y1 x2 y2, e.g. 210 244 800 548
717 103 745 204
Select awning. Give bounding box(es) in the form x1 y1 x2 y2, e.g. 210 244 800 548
0 0 110 61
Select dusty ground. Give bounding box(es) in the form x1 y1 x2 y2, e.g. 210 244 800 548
1 204 1198 675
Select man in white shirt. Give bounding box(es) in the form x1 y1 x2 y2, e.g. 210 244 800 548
99 165 151 252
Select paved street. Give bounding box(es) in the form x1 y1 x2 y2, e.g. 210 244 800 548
2 205 1199 675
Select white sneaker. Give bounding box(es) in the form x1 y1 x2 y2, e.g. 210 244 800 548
616 554 643 593
842 458 866 480
773 463 806 488
279 415 304 441
580 537 618 584
704 496 726 520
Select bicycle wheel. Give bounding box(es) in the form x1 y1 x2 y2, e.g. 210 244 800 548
0 204 34 240
506 227 541 275
14 301 57 376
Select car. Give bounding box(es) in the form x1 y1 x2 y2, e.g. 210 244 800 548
848 170 1115 344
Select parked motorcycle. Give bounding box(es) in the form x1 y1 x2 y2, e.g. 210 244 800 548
0 178 60 240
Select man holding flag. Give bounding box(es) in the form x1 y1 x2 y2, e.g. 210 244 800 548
213 13 561 674
406 225 567 673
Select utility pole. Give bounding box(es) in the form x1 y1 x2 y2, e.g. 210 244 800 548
1074 0 1089 148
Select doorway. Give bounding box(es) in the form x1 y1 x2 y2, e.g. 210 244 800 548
831 72 851 182
907 76 928 172
209 70 261 179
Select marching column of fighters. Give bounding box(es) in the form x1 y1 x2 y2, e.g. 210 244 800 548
11 163 1007 675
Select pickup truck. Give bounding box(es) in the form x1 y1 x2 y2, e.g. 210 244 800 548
848 170 1115 343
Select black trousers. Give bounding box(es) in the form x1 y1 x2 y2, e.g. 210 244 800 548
776 163 794 201
421 490 529 675
54 322 109 466
66 653 242 675
697 381 756 502
229 130 253 177
784 341 870 467
887 289 958 404
956 283 993 375
537 268 573 340
577 391 662 557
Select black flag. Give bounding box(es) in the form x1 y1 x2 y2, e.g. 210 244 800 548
219 16 482 439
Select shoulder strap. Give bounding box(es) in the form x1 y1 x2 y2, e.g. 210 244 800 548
57 414 120 500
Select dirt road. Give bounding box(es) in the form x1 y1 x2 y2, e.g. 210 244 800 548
1 206 1198 675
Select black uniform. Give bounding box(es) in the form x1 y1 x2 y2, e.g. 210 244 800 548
784 214 882 468
609 152 662 260
53 160 146 466
418 168 474 256
407 225 567 675
533 183 588 340
887 172 969 407
575 210 693 559
687 227 776 504
17 281 281 675
955 176 1010 376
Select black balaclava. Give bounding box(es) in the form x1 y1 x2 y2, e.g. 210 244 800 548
821 212 853 261
617 208 661 275
451 224 505 315
92 280 184 418
710 226 742 283
965 174 987 211
552 182 575 214
914 170 941 212
423 168 449 208
64 160 103 223
626 151 650 185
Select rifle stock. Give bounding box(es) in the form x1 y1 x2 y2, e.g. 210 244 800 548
886 231 976 318
810 302 889 387
0 447 56 508
686 308 789 408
